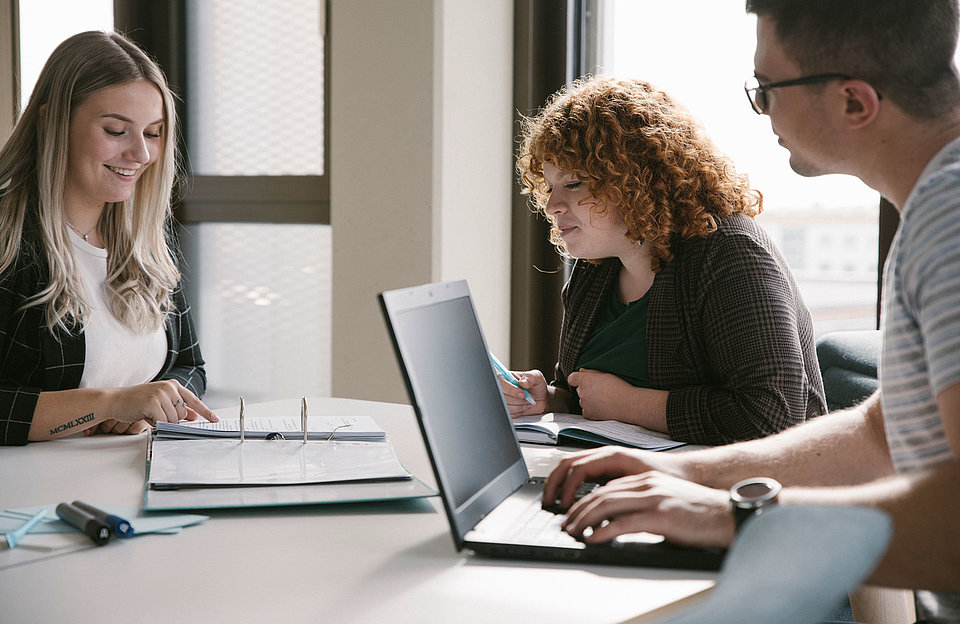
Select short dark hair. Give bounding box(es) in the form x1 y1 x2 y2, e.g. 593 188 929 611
746 0 960 119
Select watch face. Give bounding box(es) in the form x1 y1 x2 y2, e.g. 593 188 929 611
730 477 781 531
737 481 774 499
731 477 781 507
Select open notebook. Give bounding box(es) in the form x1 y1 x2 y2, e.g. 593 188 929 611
513 412 684 451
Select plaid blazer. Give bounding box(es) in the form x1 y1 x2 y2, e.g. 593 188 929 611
0 248 206 446
555 213 826 445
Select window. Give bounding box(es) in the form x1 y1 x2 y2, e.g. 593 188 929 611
178 0 331 406
185 1 324 176
590 0 881 335
17 0 113 111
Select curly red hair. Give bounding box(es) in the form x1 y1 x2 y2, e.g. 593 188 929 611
517 76 762 270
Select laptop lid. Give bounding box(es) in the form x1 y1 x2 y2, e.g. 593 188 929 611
379 280 528 550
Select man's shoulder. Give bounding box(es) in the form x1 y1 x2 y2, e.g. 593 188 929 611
908 138 960 215
903 176 960 245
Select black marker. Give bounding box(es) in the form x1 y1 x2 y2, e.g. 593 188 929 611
72 500 134 538
55 502 111 546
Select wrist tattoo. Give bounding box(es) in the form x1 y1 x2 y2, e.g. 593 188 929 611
50 412 95 436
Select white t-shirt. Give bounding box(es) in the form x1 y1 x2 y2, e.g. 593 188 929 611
68 230 167 388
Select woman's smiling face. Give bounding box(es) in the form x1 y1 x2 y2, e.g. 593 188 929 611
542 162 631 260
64 79 164 211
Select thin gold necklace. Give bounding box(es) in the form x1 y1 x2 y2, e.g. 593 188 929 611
65 219 96 242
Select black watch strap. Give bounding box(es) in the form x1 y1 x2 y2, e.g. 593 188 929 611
733 505 758 532
730 477 782 532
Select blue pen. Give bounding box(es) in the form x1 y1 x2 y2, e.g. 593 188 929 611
1 508 47 549
489 351 537 406
72 501 134 538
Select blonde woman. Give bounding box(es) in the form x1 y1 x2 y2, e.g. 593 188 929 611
504 76 825 445
0 31 217 445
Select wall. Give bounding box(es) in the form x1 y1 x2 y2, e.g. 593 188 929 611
330 0 514 403
435 1 514 334
0 0 15 140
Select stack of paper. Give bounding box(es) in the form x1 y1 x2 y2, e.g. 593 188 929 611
148 439 411 489
143 415 436 511
155 415 387 441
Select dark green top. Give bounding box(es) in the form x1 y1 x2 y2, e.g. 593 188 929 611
574 288 651 388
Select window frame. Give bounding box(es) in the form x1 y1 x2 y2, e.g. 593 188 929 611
114 0 331 226
0 0 17 139
510 0 579 374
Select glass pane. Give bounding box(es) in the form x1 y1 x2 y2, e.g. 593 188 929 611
186 0 324 176
596 0 880 335
17 0 113 112
180 223 332 408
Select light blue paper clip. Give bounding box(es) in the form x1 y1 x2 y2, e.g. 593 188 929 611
1 508 47 549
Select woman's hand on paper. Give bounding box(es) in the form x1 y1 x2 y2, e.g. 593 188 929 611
567 369 634 420
104 379 219 428
567 369 669 431
498 369 550 417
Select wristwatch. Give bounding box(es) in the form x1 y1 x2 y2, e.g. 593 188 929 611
729 477 782 532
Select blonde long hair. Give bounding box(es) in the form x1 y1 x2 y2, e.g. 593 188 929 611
0 30 181 333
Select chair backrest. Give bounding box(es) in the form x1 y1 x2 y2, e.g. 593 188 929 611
653 505 892 624
817 330 881 410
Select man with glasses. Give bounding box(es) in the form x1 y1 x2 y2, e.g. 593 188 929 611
543 1 960 621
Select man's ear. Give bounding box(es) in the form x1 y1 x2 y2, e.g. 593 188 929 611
841 80 881 129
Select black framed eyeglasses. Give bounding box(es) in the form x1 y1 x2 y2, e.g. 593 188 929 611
744 73 851 114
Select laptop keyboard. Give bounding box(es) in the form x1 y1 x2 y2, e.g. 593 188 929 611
506 499 579 546
501 480 598 547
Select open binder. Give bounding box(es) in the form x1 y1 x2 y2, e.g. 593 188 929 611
143 398 435 511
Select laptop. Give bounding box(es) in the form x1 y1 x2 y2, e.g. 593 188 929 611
379 280 725 571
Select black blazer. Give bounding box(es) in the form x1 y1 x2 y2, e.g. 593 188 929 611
0 246 206 445
555 213 826 445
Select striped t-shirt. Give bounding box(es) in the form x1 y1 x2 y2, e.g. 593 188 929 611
879 135 960 623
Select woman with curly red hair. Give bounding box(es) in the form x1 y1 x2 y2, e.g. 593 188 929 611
505 76 825 445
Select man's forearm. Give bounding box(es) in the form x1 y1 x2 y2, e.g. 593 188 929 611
682 392 894 489
783 462 960 590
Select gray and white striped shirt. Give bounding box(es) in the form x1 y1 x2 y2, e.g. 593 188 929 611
879 135 960 623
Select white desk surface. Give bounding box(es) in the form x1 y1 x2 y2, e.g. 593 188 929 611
0 397 714 624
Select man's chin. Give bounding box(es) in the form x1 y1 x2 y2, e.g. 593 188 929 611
788 155 829 178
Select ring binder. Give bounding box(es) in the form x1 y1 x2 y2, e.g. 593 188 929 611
239 396 246 443
301 397 308 444
142 397 437 510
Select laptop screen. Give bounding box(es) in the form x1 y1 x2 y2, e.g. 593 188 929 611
381 281 528 542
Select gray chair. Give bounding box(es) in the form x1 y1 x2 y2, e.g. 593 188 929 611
655 505 892 624
816 330 881 411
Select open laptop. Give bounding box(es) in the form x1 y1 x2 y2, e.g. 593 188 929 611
379 279 724 571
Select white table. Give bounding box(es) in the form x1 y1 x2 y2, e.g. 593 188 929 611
0 397 714 624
